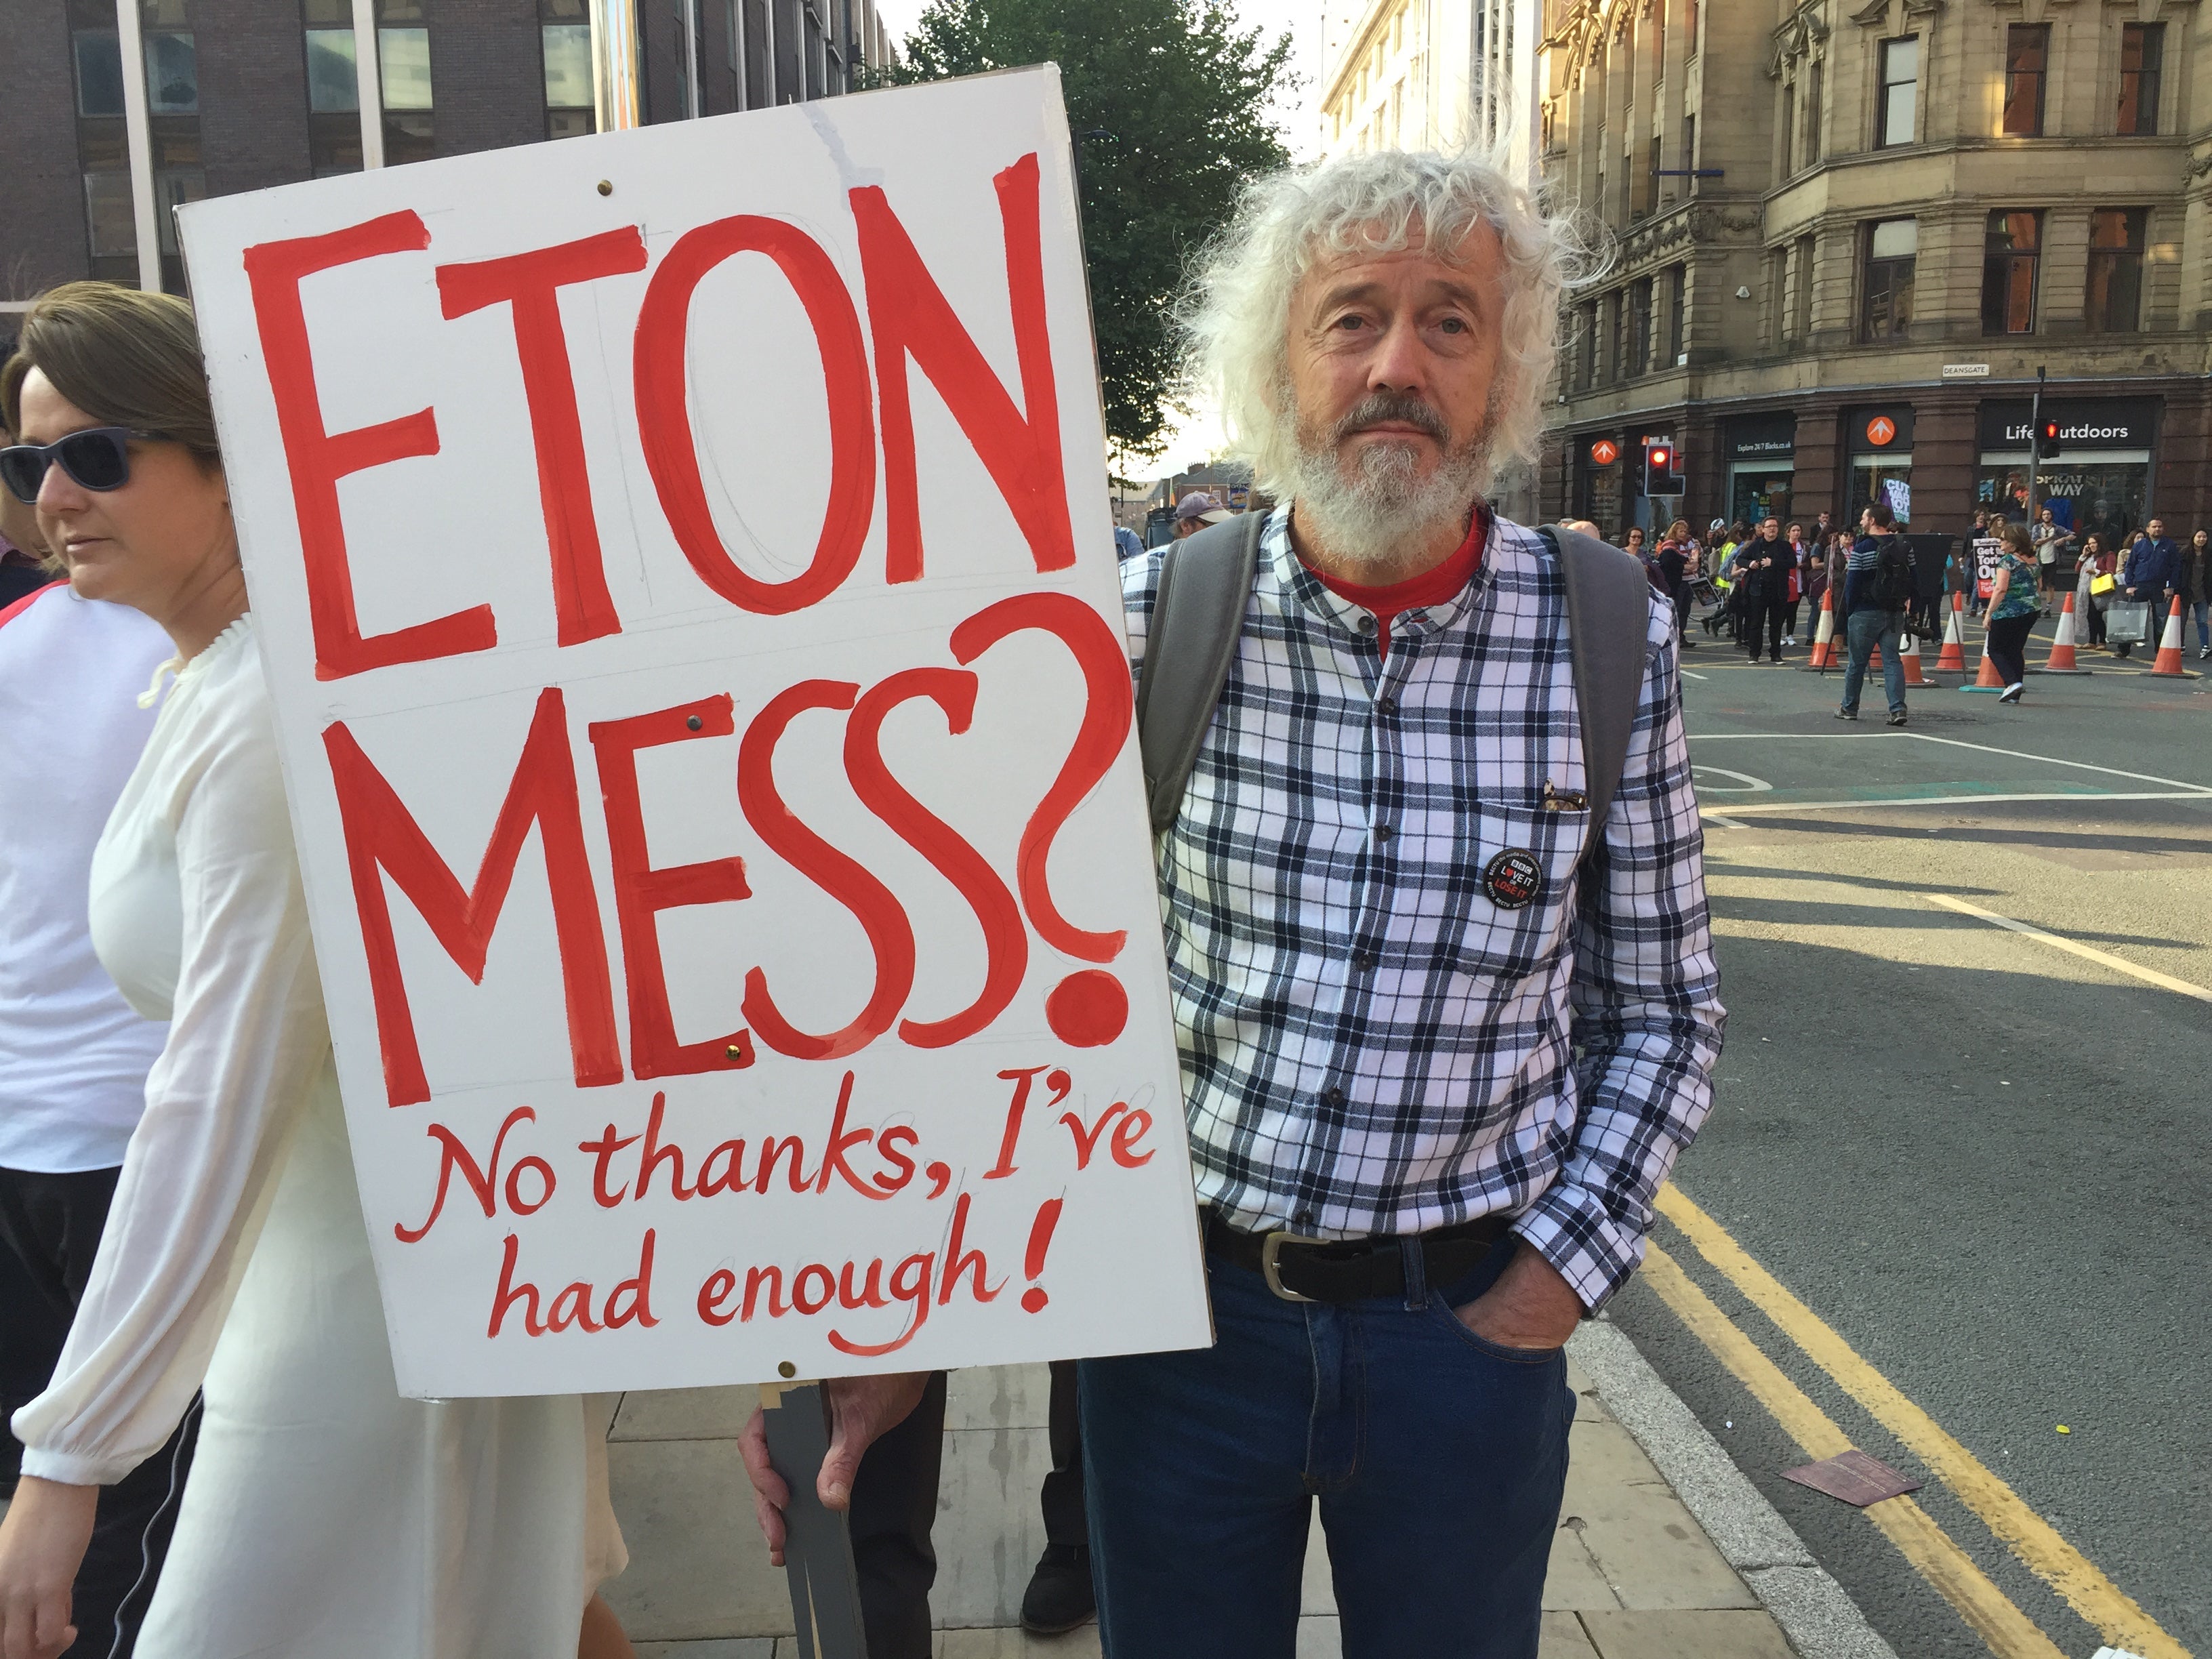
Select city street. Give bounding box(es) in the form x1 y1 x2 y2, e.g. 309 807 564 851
1612 609 2210 1659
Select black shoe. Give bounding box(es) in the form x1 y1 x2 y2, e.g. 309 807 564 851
1887 710 1908 726
1021 1544 1097 1634
1835 708 1858 720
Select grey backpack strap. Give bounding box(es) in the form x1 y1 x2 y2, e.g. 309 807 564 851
1136 512 1267 836
1540 525 1654 851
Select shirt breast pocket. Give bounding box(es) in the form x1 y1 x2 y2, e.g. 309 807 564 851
1452 802 1588 984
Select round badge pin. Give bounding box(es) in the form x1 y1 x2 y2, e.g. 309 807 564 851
1483 848 1544 910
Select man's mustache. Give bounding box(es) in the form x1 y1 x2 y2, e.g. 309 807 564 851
1330 392 1449 447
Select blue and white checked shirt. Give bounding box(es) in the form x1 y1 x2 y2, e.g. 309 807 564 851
1124 506 1724 1309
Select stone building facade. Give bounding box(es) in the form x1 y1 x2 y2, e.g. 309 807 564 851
1319 0 1545 178
1537 0 2212 545
1 0 895 306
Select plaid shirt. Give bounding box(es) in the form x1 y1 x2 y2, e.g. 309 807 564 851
1124 506 1724 1310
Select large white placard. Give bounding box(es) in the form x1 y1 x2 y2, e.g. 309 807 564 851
178 68 1211 1398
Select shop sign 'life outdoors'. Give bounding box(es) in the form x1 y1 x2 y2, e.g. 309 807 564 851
176 68 1212 1400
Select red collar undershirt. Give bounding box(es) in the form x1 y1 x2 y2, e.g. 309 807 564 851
1299 512 1486 659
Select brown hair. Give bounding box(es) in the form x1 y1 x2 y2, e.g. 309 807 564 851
0 283 220 469
1997 523 2034 558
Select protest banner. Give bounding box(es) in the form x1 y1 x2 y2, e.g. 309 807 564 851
1973 535 2005 600
176 67 1212 1401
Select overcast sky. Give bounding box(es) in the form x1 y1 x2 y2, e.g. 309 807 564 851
869 0 1328 473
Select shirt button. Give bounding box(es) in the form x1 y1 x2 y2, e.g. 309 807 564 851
1374 824 1394 843
1322 1086 1345 1106
1375 695 1397 718
1355 615 1377 635
1353 952 1376 972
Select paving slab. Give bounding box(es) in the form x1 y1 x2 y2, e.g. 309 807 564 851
1578 1608 1801 1658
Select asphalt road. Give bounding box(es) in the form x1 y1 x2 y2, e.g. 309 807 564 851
1612 608 2212 1659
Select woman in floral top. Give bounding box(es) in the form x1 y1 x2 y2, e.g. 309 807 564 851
1985 523 2041 703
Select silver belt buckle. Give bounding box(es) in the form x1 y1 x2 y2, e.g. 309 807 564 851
1259 1230 1329 1303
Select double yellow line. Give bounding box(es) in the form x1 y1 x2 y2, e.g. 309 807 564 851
1645 1183 2188 1659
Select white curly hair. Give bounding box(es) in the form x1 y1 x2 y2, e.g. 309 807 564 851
1179 146 1595 499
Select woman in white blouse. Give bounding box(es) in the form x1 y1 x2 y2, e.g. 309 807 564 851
0 285 632 1659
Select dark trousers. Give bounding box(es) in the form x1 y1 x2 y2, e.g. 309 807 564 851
1040 1359 1086 1549
1986 613 2035 687
847 1370 947 1659
1742 592 1784 659
0 1166 199 1659
1080 1238 1572 1658
1782 600 1801 639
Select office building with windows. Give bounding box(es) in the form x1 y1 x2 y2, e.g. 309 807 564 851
1537 0 2209 544
1320 0 1544 178
0 0 897 306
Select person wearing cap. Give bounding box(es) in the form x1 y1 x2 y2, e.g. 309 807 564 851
1174 491 1235 535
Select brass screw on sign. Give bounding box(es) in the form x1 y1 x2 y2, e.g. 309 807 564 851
778 1361 797 1379
596 180 613 196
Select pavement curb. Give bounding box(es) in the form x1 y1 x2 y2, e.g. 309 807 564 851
1569 1318 1900 1659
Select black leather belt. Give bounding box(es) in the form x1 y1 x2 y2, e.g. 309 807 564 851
1205 1212 1511 1304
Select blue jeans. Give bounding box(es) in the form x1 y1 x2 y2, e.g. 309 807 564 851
1080 1236 1574 1658
2192 600 2209 651
1841 607 1905 714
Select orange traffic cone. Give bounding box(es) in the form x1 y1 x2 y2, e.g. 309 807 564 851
2038 591 2089 674
1963 626 2007 691
1898 630 1929 686
1935 593 1967 672
2152 595 2193 676
1802 588 1838 670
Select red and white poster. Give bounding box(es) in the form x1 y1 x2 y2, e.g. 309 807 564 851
177 68 1211 1399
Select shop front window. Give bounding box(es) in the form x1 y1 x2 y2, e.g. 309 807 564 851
1730 470 1794 531
1850 457 1912 526
1976 461 2146 548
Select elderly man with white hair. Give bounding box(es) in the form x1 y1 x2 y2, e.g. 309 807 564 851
1086 146 1722 1656
743 146 1724 1659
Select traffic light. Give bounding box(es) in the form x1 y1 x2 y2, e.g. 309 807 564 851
1641 439 1683 495
2036 416 2062 459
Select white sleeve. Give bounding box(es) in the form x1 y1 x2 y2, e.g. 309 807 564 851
14 685 328 1487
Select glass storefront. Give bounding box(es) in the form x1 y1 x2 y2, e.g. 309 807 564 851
1850 457 1914 525
1729 465 1794 530
1844 406 1914 527
1976 453 2149 546
1975 399 2156 548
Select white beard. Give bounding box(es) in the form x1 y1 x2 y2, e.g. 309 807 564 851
1284 407 1493 580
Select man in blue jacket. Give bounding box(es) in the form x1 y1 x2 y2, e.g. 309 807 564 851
2119 518 2180 657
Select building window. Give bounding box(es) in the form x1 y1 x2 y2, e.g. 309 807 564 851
1793 233 1815 340
83 171 137 258
1980 210 2041 334
300 0 360 176
1681 113 1696 193
1805 62 1822 165
70 0 132 282
1860 218 1915 343
2117 23 2162 135
2086 208 2146 332
376 0 434 163
1574 302 1596 391
1610 291 1627 383
1628 278 1652 375
2003 25 2047 136
1876 37 1915 146
1781 81 1796 175
142 27 196 112
1666 264 1685 363
74 27 126 116
541 0 593 138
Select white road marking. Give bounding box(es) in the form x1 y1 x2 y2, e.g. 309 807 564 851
1899 732 2212 794
1698 790 2209 816
1692 766 1774 793
1925 893 2212 1004
1680 668 1711 681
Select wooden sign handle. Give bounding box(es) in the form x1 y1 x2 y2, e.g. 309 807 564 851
759 1382 872 1659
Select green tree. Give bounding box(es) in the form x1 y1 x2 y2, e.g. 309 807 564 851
893 0 1296 459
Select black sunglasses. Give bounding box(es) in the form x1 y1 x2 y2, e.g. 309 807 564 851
0 427 160 504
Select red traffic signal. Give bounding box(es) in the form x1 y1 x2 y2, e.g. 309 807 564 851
1641 440 1683 494
2036 417 2062 458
